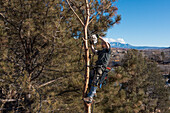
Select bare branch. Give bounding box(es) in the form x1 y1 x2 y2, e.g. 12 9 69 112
66 0 85 26
89 4 111 25
0 13 18 29
88 12 100 24
38 77 63 88
0 99 21 102
85 0 90 26
18 20 26 51
0 13 5 18
31 65 44 81
70 0 85 23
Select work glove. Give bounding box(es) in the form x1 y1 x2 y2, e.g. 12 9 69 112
96 34 99 38
91 34 98 44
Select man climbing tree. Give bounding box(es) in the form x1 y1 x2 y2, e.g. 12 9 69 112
83 34 111 103
65 0 121 112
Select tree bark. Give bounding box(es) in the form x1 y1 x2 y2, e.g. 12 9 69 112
83 31 90 112
66 0 91 112
83 0 91 112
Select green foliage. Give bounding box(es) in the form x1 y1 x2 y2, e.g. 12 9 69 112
0 0 120 112
0 0 83 112
80 49 169 113
1 0 168 113
98 49 170 113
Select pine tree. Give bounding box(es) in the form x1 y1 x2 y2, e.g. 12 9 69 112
0 0 83 112
0 0 120 112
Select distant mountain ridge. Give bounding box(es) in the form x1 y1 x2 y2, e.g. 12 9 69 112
110 42 168 50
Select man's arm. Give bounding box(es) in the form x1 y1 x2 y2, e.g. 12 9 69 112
98 36 110 49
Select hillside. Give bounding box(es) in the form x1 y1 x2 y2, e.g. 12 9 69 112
109 48 170 76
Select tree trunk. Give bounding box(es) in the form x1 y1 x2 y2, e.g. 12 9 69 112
66 0 91 112
83 28 90 112
83 0 91 112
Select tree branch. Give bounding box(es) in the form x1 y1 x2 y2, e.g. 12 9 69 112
18 20 26 52
0 13 18 29
38 77 63 88
88 12 100 24
66 0 85 26
84 0 91 112
31 65 44 81
70 0 85 23
0 99 21 102
88 4 111 25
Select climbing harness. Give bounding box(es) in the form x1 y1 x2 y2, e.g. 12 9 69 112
88 65 111 88
99 67 111 88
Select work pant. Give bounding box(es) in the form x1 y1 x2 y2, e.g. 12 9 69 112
87 66 105 98
92 66 105 86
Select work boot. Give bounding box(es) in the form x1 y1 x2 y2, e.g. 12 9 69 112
94 93 97 97
83 97 93 103
83 86 97 103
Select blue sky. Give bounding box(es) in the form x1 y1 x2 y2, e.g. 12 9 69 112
105 0 170 47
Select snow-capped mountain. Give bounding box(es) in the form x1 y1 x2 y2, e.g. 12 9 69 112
110 42 167 50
